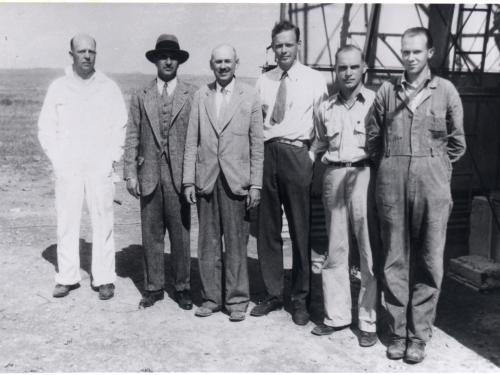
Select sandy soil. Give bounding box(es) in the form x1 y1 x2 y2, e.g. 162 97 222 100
1 71 499 372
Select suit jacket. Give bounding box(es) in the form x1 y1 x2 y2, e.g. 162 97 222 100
124 79 197 196
183 80 264 196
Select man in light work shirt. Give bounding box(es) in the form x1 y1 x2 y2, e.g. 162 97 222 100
367 27 466 363
38 34 128 300
311 45 378 347
251 20 328 326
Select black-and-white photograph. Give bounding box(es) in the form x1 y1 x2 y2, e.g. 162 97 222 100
1 2 500 372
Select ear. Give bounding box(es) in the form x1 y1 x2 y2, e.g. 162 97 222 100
428 47 435 60
69 50 74 59
362 62 367 75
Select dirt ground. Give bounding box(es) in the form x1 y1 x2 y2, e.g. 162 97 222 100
1 71 500 372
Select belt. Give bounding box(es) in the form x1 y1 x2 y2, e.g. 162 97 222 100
328 159 371 168
265 137 311 148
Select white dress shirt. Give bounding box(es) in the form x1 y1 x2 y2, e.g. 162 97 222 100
156 76 178 96
256 61 328 142
215 78 235 117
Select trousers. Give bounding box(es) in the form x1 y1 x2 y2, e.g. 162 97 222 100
54 169 116 287
322 165 378 332
197 173 250 312
376 155 452 342
140 155 191 292
257 142 313 305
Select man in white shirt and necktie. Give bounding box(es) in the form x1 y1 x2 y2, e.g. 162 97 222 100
251 20 328 326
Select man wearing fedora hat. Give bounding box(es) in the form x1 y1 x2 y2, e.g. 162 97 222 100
124 34 197 310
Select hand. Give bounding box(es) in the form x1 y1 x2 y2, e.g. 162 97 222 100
184 186 197 204
246 187 261 209
308 150 316 163
126 178 141 199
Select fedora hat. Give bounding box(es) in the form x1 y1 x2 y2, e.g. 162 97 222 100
146 34 189 64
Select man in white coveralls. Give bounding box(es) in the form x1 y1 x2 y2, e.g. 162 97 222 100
38 34 128 300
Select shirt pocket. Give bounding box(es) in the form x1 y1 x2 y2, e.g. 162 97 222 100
323 117 341 148
353 119 367 148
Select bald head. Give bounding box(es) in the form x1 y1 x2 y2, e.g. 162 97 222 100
70 34 96 52
210 44 239 87
210 44 237 63
69 34 97 80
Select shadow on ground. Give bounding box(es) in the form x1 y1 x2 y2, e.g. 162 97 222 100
41 239 500 367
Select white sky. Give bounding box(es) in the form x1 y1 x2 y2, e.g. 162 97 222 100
0 3 280 77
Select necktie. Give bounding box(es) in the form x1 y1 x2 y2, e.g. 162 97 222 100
161 82 168 100
270 71 288 125
218 88 229 120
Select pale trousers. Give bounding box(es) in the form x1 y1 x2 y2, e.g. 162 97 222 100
322 165 377 332
54 169 116 287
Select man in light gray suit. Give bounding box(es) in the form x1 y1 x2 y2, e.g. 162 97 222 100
183 44 264 322
124 34 196 310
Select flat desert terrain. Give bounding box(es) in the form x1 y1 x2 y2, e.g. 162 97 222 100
0 69 499 372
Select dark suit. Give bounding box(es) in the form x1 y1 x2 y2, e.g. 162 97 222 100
183 80 264 312
124 79 196 292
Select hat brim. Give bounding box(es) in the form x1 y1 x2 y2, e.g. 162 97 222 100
146 49 189 64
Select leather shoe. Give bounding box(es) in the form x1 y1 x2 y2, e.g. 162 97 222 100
52 283 80 298
229 311 246 322
405 341 426 364
99 283 115 300
139 290 164 309
387 339 406 360
195 304 221 317
250 296 283 317
358 331 378 347
292 305 309 326
175 290 193 310
311 323 337 336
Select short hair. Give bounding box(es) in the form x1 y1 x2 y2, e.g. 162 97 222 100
335 44 365 64
402 27 433 49
271 20 300 42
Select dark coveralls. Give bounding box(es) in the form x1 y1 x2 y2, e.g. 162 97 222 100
367 75 466 344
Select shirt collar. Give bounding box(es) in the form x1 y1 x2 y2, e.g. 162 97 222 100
157 76 178 93
65 65 99 84
335 84 368 104
277 60 301 81
401 67 432 89
216 77 236 94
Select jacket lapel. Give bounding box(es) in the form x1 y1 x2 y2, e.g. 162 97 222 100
169 80 189 128
219 81 245 133
143 80 162 143
203 82 218 134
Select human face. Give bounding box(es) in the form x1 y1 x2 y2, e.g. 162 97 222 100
401 33 434 81
272 29 300 71
70 35 96 79
210 45 238 87
155 54 180 82
335 49 365 94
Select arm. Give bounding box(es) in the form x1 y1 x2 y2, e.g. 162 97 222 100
182 90 201 204
123 91 141 198
309 74 329 161
247 90 265 209
309 99 329 160
445 83 466 163
109 83 128 164
37 83 59 167
366 85 386 165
